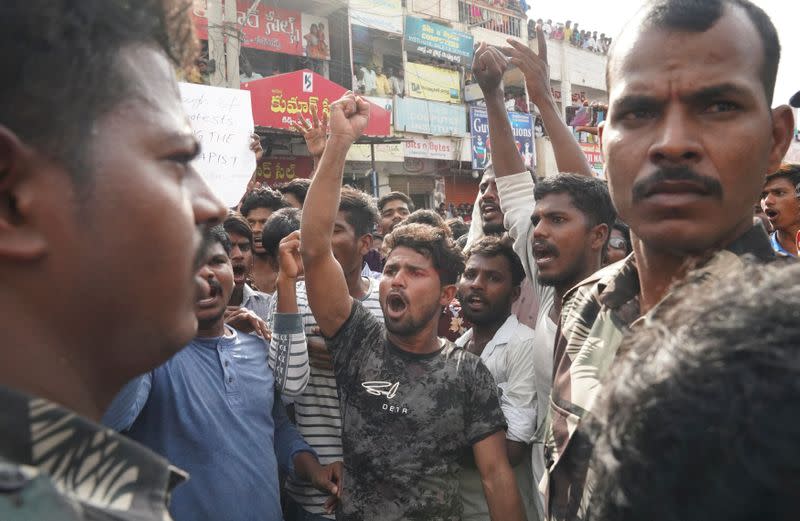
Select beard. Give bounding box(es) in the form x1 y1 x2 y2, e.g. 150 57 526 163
536 257 587 290
382 297 442 337
482 221 506 236
459 294 513 326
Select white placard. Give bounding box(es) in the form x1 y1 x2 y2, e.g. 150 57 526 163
179 82 255 207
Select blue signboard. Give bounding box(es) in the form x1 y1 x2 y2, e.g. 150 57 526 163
394 97 467 136
404 16 474 66
470 106 535 170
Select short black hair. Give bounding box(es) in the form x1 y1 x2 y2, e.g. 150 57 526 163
534 174 616 230
764 163 800 196
223 211 253 244
240 187 290 217
260 207 302 261
587 261 800 521
383 223 465 285
403 209 450 235
466 236 526 287
377 191 415 213
1 0 197 184
614 0 780 104
446 218 470 240
277 178 311 206
339 186 379 237
208 224 232 255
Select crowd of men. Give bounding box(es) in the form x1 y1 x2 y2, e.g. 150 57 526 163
1 0 798 520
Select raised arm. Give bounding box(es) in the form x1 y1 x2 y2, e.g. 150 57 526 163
290 104 328 175
300 92 369 337
503 28 593 177
472 42 526 178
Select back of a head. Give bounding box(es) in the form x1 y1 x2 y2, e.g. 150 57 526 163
610 0 780 104
588 261 800 521
446 218 470 241
277 178 312 207
260 207 301 261
1 0 197 180
534 173 616 229
403 209 450 235
383 223 465 285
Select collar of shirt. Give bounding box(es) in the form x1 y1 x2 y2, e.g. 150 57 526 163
0 385 186 519
769 231 795 257
456 314 520 360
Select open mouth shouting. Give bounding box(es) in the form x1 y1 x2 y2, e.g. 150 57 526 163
532 241 559 268
385 292 409 320
764 208 779 223
481 202 501 221
463 292 488 312
232 263 247 286
197 280 223 308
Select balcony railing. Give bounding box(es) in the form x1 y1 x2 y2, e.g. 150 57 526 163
458 0 522 37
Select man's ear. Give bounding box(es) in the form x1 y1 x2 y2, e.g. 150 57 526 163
0 126 48 261
440 284 457 305
510 285 521 304
358 233 373 257
767 105 794 172
590 223 610 252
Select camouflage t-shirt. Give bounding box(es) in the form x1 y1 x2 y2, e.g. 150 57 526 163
327 300 507 521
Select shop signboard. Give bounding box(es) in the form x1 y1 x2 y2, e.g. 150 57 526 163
346 143 404 162
179 82 255 207
470 106 535 170
191 0 329 59
404 16 474 66
253 156 315 186
349 0 403 34
241 70 391 136
404 136 458 160
365 96 393 124
394 97 467 136
405 62 461 104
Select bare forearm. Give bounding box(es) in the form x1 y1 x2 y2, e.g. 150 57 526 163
484 89 526 177
534 93 593 177
293 451 321 481
483 467 526 521
276 275 299 313
301 137 349 259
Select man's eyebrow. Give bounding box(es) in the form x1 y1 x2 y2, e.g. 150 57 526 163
611 94 662 114
681 83 752 103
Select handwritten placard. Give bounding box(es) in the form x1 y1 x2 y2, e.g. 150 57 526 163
179 82 255 207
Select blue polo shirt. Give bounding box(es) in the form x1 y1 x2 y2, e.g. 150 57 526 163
102 327 313 521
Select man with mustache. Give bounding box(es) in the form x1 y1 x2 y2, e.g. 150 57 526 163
535 0 794 519
760 163 800 256
103 226 335 521
241 187 290 293
300 91 526 521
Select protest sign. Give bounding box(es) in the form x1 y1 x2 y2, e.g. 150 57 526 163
179 82 256 207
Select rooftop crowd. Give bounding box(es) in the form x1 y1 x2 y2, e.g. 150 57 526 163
1 1 799 521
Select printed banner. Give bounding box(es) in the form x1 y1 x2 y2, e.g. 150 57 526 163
405 62 461 104
470 106 535 170
394 97 467 136
192 0 329 59
179 82 256 207
404 136 458 160
253 156 314 186
580 142 605 178
241 70 391 137
364 96 394 124
405 16 474 66
349 0 403 34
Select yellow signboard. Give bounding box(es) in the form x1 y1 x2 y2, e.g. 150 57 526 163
405 62 461 104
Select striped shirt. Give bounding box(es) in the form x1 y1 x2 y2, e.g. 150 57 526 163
285 278 383 518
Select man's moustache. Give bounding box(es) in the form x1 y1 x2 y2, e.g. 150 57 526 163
631 166 723 203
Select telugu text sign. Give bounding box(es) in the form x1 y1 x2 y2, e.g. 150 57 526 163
179 82 256 207
404 16 474 66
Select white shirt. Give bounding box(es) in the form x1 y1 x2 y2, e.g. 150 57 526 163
456 315 539 521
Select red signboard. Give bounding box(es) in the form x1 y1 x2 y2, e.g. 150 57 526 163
241 70 392 137
254 156 314 186
192 0 303 55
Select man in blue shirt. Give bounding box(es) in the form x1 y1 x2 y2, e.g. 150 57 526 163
103 226 341 521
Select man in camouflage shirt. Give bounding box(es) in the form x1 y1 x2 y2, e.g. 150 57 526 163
542 0 795 519
299 91 526 521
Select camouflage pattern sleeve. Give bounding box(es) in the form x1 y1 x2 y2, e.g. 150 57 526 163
465 358 508 445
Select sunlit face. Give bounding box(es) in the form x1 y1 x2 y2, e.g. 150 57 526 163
761 176 800 233
379 199 411 234
226 231 253 289
195 242 234 331
245 207 273 253
601 7 787 255
457 254 518 326
478 174 504 235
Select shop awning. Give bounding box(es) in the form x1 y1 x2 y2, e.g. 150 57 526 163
241 70 392 137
